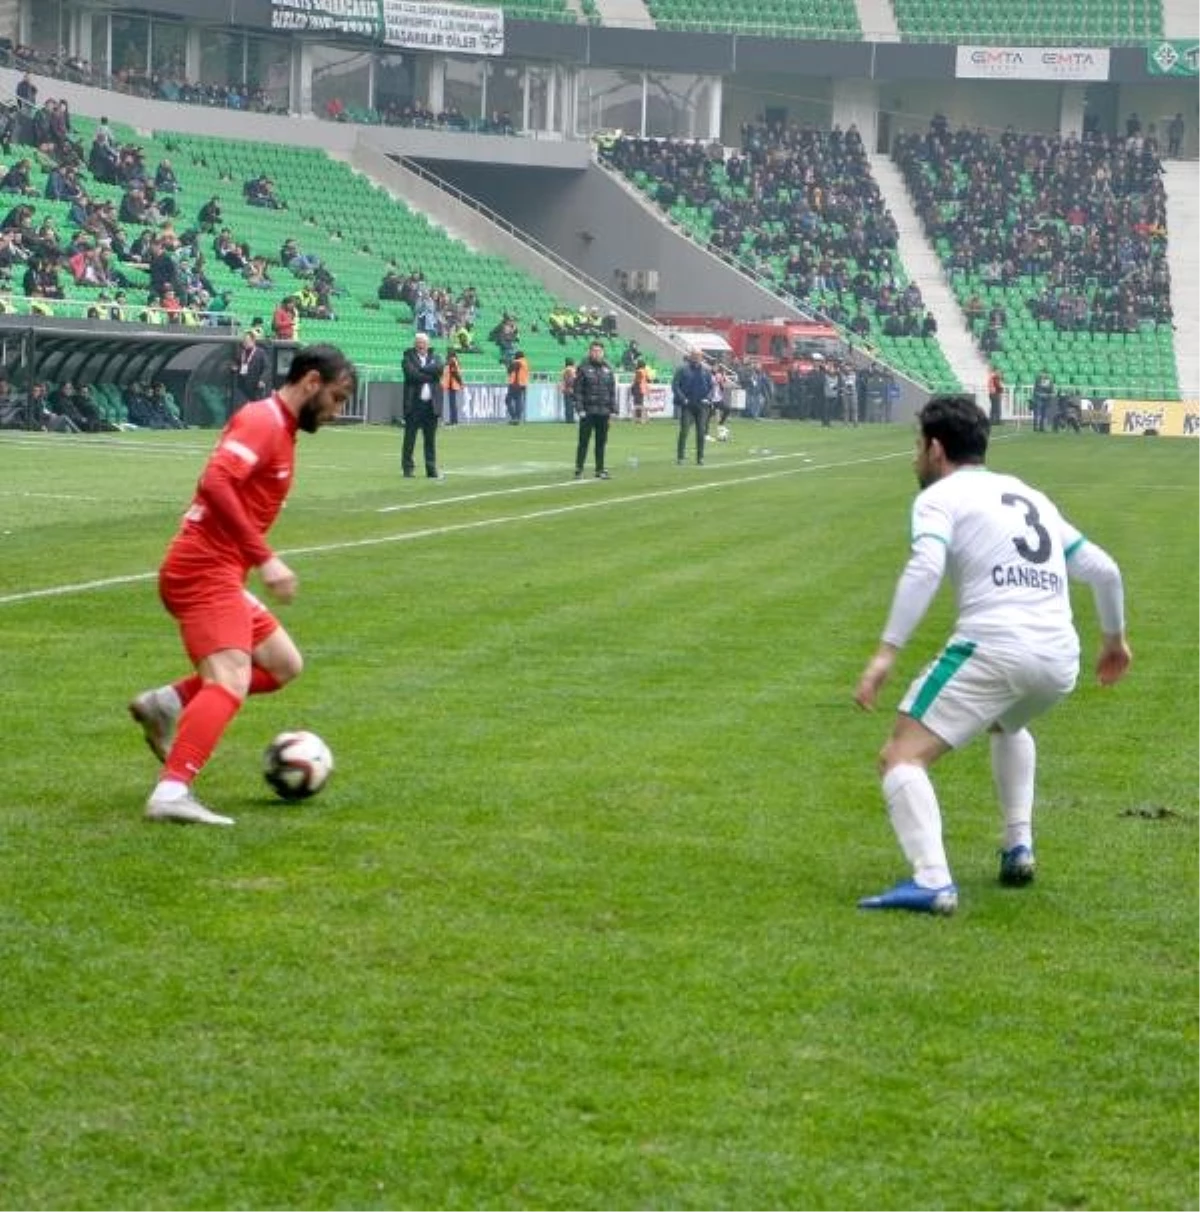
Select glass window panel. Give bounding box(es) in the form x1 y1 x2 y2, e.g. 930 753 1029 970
576 69 642 138
28 0 64 54
199 28 239 89
90 14 110 77
246 35 291 112
111 14 150 82
443 58 484 125
310 45 372 116
150 19 187 81
374 52 416 119
484 61 521 132
646 72 715 138
527 64 552 133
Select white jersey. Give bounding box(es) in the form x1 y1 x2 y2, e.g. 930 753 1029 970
909 466 1084 656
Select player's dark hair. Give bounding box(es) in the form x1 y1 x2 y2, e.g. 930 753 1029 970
286 344 356 391
919 394 990 464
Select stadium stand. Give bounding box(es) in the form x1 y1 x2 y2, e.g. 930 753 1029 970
892 0 1164 44
893 119 1178 400
602 128 960 392
644 0 861 37
493 0 575 20
0 96 643 387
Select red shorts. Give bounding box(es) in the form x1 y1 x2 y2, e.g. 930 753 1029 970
159 554 279 665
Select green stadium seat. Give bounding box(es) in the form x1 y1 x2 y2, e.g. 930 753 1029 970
893 0 1163 42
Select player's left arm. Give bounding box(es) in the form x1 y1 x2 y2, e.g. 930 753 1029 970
196 410 280 568
1063 527 1131 685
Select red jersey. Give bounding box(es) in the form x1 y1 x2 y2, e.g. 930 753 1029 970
166 394 297 574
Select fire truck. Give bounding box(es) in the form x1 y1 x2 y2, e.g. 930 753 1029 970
655 314 844 385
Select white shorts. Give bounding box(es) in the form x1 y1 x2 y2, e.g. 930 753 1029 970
899 635 1079 748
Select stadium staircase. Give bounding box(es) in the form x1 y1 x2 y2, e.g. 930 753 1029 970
854 0 902 40
1163 162 1199 398
869 155 989 393
1158 0 1194 35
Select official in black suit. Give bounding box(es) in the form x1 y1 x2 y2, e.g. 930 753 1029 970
401 332 444 478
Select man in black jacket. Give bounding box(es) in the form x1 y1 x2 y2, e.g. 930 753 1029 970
672 348 714 465
401 331 444 479
573 340 617 479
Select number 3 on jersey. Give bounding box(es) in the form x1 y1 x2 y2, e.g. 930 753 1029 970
1001 492 1052 565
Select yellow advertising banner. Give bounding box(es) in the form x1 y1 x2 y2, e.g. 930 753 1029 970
1108 400 1200 438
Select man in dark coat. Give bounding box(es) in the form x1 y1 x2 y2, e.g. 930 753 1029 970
401 331 444 479
573 340 618 479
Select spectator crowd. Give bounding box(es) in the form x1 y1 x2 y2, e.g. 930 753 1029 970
602 123 941 344
893 114 1173 347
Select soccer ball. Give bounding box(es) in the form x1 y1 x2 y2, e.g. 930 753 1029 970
263 730 334 801
716 424 731 442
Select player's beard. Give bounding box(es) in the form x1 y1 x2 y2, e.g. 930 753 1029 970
297 392 325 433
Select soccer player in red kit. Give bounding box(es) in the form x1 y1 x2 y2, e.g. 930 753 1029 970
130 344 356 825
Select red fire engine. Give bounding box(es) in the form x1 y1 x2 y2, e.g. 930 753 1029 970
655 314 844 385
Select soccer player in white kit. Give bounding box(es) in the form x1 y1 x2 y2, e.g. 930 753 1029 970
854 396 1131 915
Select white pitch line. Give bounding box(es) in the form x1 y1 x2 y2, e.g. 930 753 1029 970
0 490 102 501
0 448 910 608
376 449 812 513
0 433 216 455
0 432 352 470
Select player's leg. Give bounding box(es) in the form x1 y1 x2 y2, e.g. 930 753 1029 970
990 655 1077 885
860 639 999 914
146 645 249 826
695 406 708 464
132 599 293 759
857 714 957 913
250 618 302 692
989 725 1037 884
144 586 259 826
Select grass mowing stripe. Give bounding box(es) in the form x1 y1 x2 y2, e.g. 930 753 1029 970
0 445 913 607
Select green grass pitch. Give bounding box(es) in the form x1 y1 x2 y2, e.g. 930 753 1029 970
0 418 1195 1210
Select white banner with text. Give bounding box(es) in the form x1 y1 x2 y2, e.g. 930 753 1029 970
955 46 1110 81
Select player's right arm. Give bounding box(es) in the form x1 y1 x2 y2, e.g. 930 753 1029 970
1063 527 1130 685
856 491 952 710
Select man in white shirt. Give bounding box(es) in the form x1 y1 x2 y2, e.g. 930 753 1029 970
854 395 1130 915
